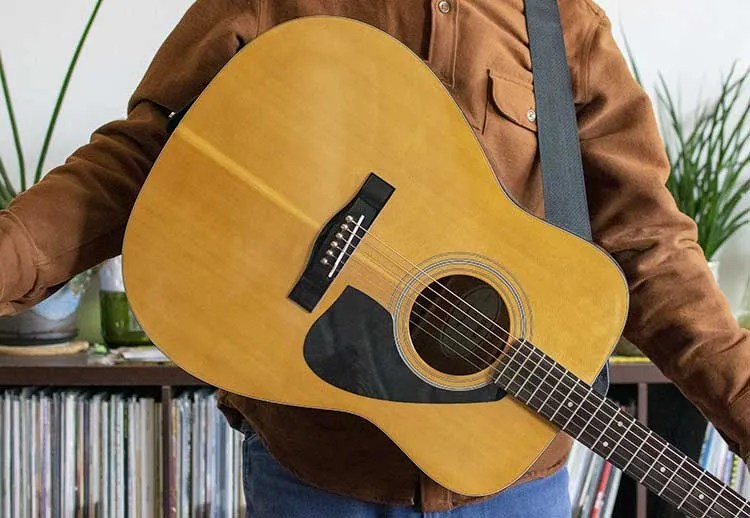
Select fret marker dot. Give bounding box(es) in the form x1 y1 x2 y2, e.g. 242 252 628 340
660 467 666 473
602 441 609 447
567 402 573 407
698 494 704 500
617 421 623 427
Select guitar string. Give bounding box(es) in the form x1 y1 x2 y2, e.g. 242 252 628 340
342 241 745 518
338 226 748 517
325 225 746 516
346 258 724 518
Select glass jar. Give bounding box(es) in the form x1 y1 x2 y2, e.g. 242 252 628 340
99 256 152 346
738 274 750 331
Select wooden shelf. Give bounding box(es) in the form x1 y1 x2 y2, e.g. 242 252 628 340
0 352 669 518
0 352 204 386
0 352 668 387
608 359 670 384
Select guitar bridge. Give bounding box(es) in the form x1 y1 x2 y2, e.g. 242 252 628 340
288 173 394 312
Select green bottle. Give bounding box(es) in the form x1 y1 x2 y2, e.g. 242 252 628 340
738 275 750 331
99 256 152 346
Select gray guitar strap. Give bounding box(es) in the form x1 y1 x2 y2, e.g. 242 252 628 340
524 0 609 394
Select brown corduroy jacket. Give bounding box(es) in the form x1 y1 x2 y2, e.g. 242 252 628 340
2 0 750 512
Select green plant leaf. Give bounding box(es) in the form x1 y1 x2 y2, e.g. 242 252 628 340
0 53 25 193
653 64 750 258
0 145 16 204
33 0 104 185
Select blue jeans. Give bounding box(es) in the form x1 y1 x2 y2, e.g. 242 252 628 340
241 423 571 517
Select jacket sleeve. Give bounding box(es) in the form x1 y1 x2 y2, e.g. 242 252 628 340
0 0 259 315
578 14 750 458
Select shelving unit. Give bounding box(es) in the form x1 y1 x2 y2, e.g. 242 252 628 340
0 353 671 518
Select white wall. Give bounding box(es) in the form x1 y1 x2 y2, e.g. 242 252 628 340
0 0 193 186
1 0 749 308
597 0 750 307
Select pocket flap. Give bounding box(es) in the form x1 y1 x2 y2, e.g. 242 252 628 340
488 73 537 132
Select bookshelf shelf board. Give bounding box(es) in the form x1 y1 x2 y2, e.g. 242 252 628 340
0 353 669 387
0 352 204 386
607 359 670 384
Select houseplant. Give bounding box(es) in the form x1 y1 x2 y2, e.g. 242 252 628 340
657 65 750 276
626 46 750 275
0 0 104 346
616 52 750 357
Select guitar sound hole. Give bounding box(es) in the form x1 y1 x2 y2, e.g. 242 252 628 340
409 275 510 376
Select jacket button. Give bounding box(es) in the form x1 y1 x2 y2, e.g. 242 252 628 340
527 109 537 122
437 0 451 14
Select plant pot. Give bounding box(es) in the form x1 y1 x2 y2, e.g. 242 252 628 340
707 260 720 283
0 271 92 346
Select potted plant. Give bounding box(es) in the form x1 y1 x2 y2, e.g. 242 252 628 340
626 47 750 279
0 0 103 347
657 65 750 279
616 52 750 357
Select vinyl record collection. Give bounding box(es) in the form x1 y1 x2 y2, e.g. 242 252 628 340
4 385 750 516
699 423 750 496
567 439 623 518
170 389 246 518
0 388 245 517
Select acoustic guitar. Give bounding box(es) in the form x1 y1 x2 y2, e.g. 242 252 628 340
122 17 750 517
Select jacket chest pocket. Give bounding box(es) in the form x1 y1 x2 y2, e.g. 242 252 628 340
480 72 542 210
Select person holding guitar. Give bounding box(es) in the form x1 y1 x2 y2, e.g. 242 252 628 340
2 1 749 516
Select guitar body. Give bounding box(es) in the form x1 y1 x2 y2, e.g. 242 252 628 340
123 17 628 496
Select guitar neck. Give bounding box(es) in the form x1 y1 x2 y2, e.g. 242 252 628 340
495 342 750 518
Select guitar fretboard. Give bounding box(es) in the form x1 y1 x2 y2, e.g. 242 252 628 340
495 341 750 518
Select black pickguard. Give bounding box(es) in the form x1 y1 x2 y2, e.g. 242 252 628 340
303 286 505 403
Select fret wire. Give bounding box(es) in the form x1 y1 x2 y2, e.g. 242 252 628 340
516 378 714 515
514 356 663 477
678 470 705 510
549 377 578 421
562 383 590 429
640 441 669 483
516 370 712 503
511 349 546 396
607 416 634 461
518 365 698 498
510 361 667 484
494 343 518 383
700 485 724 518
499 342 746 515
525 355 554 404
568 392 704 496
624 421 747 515
622 430 651 472
574 395 607 441
589 404 619 451
502 350 527 388
429 311 726 513
658 440 744 510
337 229 748 516
520 351 732 499
535 363 566 415
360 242 749 518
658 457 686 496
